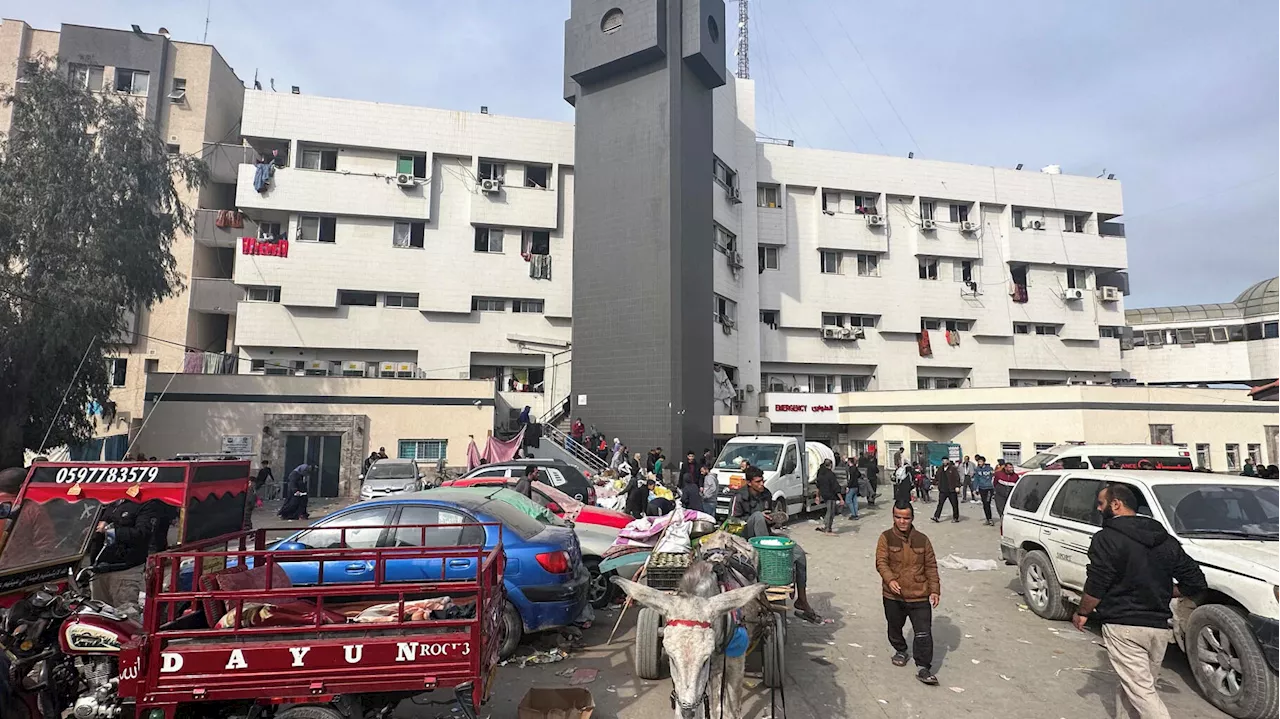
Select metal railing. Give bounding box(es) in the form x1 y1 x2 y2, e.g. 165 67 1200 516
542 423 610 474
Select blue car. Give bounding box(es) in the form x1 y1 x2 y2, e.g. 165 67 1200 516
273 487 588 658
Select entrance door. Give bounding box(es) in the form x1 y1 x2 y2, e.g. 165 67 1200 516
284 434 344 498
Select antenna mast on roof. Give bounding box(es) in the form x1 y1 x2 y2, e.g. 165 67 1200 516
203 0 210 43
735 0 749 79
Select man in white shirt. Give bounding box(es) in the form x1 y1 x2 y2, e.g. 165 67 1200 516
958 455 976 502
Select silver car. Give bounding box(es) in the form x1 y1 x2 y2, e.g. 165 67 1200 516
359 459 424 500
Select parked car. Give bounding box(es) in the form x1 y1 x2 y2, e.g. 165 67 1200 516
1015 443 1193 473
442 477 639 608
460 459 597 505
272 487 589 659
1000 469 1278 719
358 458 425 499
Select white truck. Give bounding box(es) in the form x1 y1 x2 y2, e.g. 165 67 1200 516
710 435 835 517
1000 469 1279 719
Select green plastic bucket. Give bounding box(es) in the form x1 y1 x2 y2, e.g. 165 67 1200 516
749 535 795 586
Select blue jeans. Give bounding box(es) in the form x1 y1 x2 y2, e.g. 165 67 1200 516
845 485 859 518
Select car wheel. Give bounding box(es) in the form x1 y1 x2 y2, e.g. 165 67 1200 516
1186 604 1279 719
585 557 619 609
275 706 344 719
498 600 523 661
1018 549 1071 621
635 607 666 680
772 496 788 515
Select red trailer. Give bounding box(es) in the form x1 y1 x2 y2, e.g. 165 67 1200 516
117 527 505 719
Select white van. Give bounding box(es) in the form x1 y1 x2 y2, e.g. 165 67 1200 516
710 436 835 517
1017 443 1194 473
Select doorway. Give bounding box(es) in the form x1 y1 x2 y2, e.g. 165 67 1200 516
284 434 343 498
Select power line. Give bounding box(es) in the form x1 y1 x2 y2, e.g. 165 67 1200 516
830 11 922 156
792 11 888 153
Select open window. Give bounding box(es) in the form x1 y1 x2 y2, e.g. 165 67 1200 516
525 164 551 189
397 154 428 179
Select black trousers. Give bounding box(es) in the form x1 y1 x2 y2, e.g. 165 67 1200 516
979 488 994 521
994 484 1012 516
933 491 959 521
883 597 934 670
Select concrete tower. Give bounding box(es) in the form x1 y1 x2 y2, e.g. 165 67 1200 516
564 0 726 457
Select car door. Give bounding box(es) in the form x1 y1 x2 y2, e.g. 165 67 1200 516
1042 476 1106 590
385 504 488 582
280 506 394 585
777 445 799 504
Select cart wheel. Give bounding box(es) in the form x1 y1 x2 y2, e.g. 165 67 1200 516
274 705 344 719
635 607 667 680
498 600 523 661
762 612 786 688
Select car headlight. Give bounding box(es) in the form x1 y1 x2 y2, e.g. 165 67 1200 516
359 486 373 497
403 481 418 491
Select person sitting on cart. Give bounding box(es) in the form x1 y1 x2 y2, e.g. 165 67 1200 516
730 465 821 623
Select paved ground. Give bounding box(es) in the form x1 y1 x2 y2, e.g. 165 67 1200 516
253 496 1228 718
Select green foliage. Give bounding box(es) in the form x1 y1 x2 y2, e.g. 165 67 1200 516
0 58 206 466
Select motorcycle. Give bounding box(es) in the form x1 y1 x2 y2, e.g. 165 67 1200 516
0 568 139 719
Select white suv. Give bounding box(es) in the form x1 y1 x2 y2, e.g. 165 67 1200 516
1000 469 1279 719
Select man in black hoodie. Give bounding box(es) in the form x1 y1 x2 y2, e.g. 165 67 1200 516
1073 483 1206 719
90 498 160 619
814 459 843 533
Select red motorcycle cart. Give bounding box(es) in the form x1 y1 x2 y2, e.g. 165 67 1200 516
117 526 505 719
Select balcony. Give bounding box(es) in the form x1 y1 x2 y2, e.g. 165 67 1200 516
1006 228 1127 269
470 184 558 230
194 209 257 248
913 225 982 260
189 278 240 315
817 212 888 254
203 143 256 184
236 165 431 220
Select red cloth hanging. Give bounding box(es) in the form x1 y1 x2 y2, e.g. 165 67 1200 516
241 237 289 257
918 330 933 357
1011 283 1029 303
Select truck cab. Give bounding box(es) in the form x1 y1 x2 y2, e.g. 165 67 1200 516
710 436 835 517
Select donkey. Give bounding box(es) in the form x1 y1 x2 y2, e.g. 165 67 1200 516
614 561 767 719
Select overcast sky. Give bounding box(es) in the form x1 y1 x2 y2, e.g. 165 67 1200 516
14 0 1278 307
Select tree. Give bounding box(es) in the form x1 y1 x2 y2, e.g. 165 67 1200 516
0 60 206 468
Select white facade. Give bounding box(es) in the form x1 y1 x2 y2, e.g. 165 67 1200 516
1121 277 1278 386
229 81 1131 424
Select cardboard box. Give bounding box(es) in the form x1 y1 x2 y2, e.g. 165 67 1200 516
517 687 595 719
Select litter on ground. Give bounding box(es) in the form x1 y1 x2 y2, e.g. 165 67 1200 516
937 554 1000 571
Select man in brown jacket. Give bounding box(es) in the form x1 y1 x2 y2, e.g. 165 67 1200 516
875 501 942 685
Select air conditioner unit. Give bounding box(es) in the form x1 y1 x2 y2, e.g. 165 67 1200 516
1062 288 1086 301
728 187 742 204
395 173 415 187
379 361 398 376
921 219 937 231
822 325 842 339
395 361 418 378
304 360 330 376
341 360 367 376
1098 286 1122 302
479 178 501 193
728 251 744 268
1024 219 1045 230
865 214 886 227
959 221 978 233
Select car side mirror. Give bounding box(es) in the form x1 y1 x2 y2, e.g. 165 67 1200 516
358 474 365 481
0 502 11 520
275 541 307 551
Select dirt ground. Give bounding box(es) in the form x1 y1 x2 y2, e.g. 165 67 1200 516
254 497 1230 718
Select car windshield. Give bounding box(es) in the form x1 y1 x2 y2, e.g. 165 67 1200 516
1020 452 1056 470
0 498 102 571
716 443 784 471
1154 484 1279 540
365 462 416 480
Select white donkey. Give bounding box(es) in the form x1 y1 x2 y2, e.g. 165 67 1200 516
614 561 767 719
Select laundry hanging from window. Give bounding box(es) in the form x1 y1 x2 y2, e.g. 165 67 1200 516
241 236 289 257
215 210 244 228
530 254 552 280
918 330 933 357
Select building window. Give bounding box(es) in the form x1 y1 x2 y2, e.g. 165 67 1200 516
1266 321 1279 339
757 184 780 208
1176 328 1196 346
1195 443 1211 470
113 68 150 95
712 156 737 191
338 291 377 307
399 439 447 462
1144 329 1164 348
472 297 506 312
822 191 842 214
1012 208 1025 229
524 230 551 256
945 320 970 332
1063 212 1085 233
384 293 420 308
108 358 128 387
144 358 160 374
512 299 544 314
525 164 551 189
843 375 870 392
169 77 186 103
918 376 966 390
820 250 843 275
1001 442 1022 465
1066 267 1086 289
1226 444 1240 472
1191 327 1212 344
1248 443 1262 465
1014 323 1030 334
245 286 281 303
854 194 878 213
1035 324 1058 336
809 375 836 393
919 200 935 221
259 222 284 241
714 224 737 254
69 63 105 91
760 310 779 329
857 253 879 277
1099 326 1117 338
1034 442 1055 453
918 257 938 280
299 147 339 171
1149 424 1174 445
397 154 428 179
249 359 267 374
759 246 779 271
479 160 505 182
948 203 969 223
714 295 737 326
953 260 976 284
474 227 504 253
824 313 876 328
165 143 180 155
299 216 337 242
393 221 426 248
